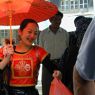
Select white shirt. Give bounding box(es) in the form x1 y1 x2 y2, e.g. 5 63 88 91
39 27 69 59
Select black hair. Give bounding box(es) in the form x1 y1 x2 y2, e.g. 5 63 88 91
4 38 15 45
55 11 63 18
50 11 63 20
20 19 38 31
74 16 85 25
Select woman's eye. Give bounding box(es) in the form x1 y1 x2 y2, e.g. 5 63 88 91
28 30 38 36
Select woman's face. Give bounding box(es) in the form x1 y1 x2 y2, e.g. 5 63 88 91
19 22 38 46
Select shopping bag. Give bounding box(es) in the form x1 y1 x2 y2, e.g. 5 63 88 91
49 78 73 95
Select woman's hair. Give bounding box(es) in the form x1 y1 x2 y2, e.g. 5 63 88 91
74 16 85 26
4 38 10 44
20 19 38 31
3 38 15 45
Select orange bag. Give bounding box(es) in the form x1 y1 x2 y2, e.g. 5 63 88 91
49 78 73 95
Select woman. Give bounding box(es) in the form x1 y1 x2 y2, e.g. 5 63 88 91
0 19 61 95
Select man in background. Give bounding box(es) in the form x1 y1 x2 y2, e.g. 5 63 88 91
39 11 69 95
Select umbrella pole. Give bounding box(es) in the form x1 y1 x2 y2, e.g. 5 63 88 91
9 15 12 45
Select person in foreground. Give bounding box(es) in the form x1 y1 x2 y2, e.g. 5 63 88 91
0 19 62 95
73 17 95 95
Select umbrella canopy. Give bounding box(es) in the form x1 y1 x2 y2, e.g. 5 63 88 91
0 0 32 17
0 0 58 25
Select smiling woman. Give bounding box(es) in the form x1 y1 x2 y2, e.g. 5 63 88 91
0 18 62 95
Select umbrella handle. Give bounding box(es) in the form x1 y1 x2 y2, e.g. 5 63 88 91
9 14 12 45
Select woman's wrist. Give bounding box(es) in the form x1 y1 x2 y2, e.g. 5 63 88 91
0 56 10 69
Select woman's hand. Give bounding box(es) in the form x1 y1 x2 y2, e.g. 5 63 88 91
53 70 62 80
3 44 14 56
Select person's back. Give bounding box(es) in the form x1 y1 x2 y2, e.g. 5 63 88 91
39 11 69 95
73 17 95 95
74 16 92 49
59 16 92 93
59 32 78 93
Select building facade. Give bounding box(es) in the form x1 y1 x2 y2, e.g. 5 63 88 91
60 0 93 14
0 28 18 45
49 0 94 14
48 0 61 9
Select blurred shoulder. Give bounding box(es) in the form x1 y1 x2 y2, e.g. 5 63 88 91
39 28 50 38
60 27 68 33
41 28 49 33
33 45 46 51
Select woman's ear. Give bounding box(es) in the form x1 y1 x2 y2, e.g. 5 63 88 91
18 29 22 41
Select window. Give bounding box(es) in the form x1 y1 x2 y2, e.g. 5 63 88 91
70 1 74 9
0 29 18 45
0 30 9 38
60 0 89 13
5 30 9 37
80 5 83 8
79 0 88 9
75 0 79 9
84 0 87 3
1 30 4 37
80 0 83 4
84 4 87 8
61 1 69 11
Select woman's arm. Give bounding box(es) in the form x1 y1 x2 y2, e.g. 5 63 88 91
0 45 14 70
0 56 11 70
73 66 95 95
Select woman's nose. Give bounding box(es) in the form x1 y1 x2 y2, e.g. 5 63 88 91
29 34 36 39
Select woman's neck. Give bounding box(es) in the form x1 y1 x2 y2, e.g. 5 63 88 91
15 43 32 53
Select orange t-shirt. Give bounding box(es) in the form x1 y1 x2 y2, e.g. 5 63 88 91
9 46 48 87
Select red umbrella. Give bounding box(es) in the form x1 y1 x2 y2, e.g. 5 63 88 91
0 0 31 17
0 0 58 44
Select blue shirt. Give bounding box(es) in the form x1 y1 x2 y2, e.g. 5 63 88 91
75 17 95 80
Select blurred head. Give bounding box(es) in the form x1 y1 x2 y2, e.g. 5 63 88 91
3 38 15 46
49 11 63 28
74 16 85 28
75 17 92 48
18 19 39 46
4 39 10 45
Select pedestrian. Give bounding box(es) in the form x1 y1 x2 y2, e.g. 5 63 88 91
39 11 69 95
59 16 92 93
73 17 95 95
0 18 62 95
